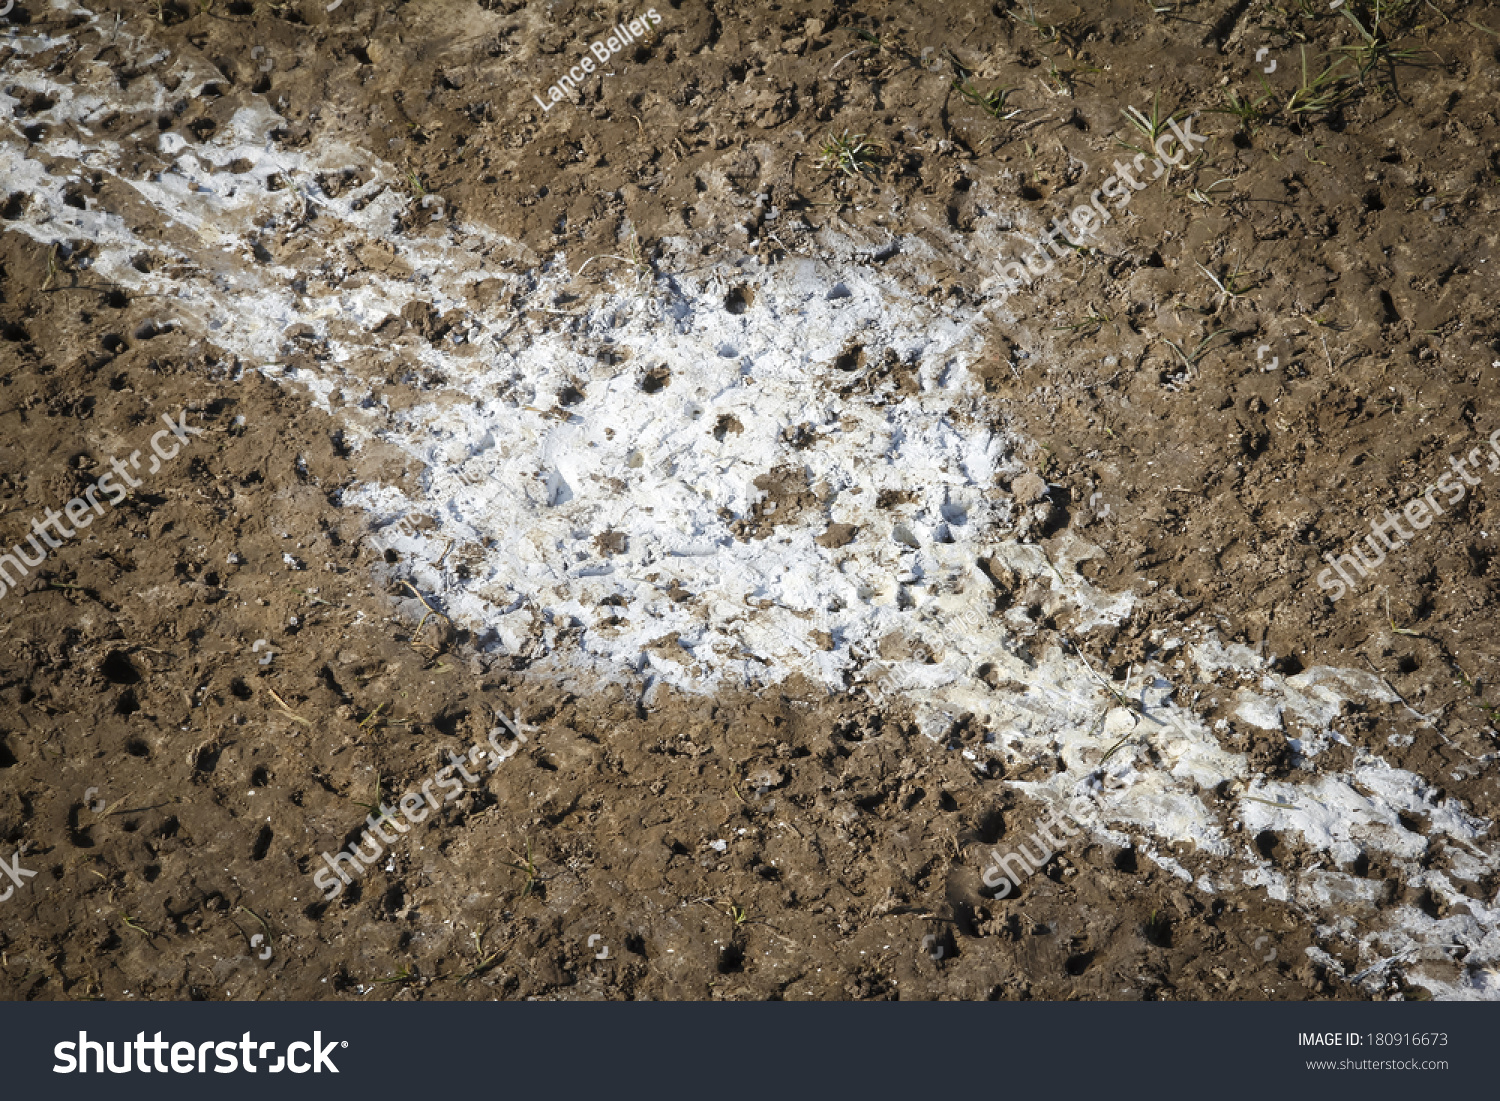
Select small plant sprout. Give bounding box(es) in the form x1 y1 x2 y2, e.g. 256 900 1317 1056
953 78 1024 122
1098 721 1140 766
1187 178 1234 206
1336 0 1435 81
1163 328 1235 372
373 964 419 985
1384 594 1424 638
1450 661 1500 727
1286 47 1354 117
828 27 908 78
1210 81 1275 135
351 775 395 824
1042 57 1101 97
617 226 653 281
1195 263 1262 309
500 838 540 900
459 928 507 982
817 130 884 180
1044 59 1066 95
121 913 157 940
41 244 60 292
1120 93 1177 149
575 225 654 285
1094 660 1137 714
1052 310 1112 336
1007 2 1061 42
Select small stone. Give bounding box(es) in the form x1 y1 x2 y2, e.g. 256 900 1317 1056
748 765 786 790
1012 472 1049 504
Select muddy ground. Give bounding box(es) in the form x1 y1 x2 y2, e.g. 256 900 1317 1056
1 0 1498 1000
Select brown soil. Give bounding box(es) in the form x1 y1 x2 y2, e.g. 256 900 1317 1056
2 0 1497 1001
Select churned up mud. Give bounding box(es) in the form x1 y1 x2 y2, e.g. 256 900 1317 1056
1 0 1499 1001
